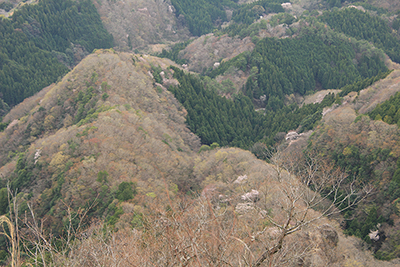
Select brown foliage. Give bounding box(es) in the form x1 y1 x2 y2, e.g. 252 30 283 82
94 0 190 52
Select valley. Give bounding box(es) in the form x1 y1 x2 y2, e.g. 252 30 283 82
1 0 400 265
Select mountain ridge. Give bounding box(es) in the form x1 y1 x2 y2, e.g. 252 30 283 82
2 0 400 265
0 48 399 265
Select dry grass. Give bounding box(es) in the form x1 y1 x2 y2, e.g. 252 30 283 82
0 215 17 267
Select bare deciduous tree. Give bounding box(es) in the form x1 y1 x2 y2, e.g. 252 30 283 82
0 148 372 266
249 148 372 266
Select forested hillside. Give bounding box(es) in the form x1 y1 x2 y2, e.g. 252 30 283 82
0 0 113 107
2 0 400 265
369 91 400 125
295 67 400 261
0 19 68 106
93 0 191 52
170 0 238 36
0 49 398 267
319 8 400 63
206 22 387 110
0 51 200 251
324 0 400 12
170 67 336 148
156 2 400 260
220 0 286 38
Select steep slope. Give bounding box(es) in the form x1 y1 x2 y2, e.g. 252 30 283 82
94 0 190 52
0 50 202 231
0 50 399 266
304 64 400 259
2 0 400 264
369 0 400 11
179 33 255 73
0 0 113 107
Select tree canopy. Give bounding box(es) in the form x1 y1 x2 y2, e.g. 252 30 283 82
170 67 336 149
0 0 113 107
170 0 238 36
319 8 400 63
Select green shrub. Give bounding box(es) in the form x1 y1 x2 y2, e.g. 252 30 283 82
116 182 137 201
